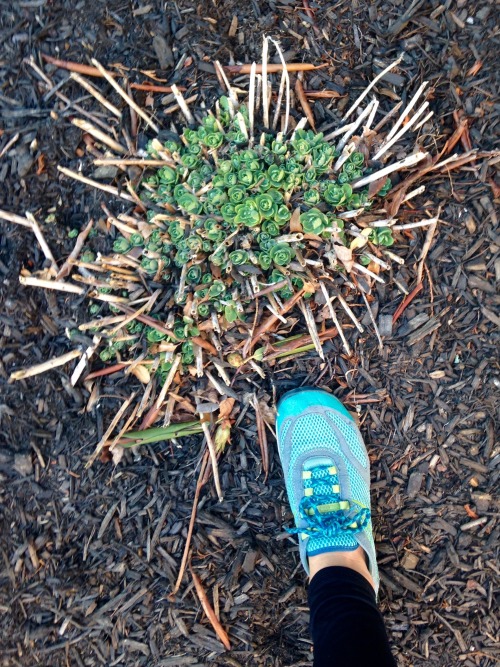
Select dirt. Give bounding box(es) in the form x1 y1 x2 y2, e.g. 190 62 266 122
0 1 499 666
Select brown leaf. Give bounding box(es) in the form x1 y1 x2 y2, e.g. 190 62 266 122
333 244 354 272
289 207 302 234
218 397 235 420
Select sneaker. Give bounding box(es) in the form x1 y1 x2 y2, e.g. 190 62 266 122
276 387 379 594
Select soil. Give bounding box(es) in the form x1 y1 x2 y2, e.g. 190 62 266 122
0 1 499 666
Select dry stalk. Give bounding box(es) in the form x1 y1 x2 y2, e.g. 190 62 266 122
70 72 122 118
343 54 404 120
71 335 101 386
9 349 82 382
360 291 383 351
320 282 352 356
25 212 59 274
57 218 94 280
86 392 137 468
299 299 325 360
170 84 195 124
71 118 127 154
91 58 160 133
19 275 84 294
58 166 136 202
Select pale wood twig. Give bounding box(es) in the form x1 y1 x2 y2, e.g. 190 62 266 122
9 349 82 381
57 218 93 280
71 118 127 154
19 275 84 294
57 166 135 202
70 72 122 118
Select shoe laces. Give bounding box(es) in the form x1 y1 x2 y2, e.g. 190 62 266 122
287 465 370 538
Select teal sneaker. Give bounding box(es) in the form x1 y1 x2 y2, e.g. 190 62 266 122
276 388 379 594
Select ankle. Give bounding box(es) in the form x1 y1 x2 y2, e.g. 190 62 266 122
308 546 375 590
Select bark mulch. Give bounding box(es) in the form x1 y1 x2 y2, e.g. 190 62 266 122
0 1 498 666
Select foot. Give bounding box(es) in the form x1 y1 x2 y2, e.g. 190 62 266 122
276 388 379 595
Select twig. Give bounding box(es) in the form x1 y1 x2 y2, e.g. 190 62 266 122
70 72 122 118
295 74 315 131
248 62 256 145
0 132 20 159
224 63 327 74
93 158 174 166
91 58 160 133
268 37 290 134
392 217 438 230
57 166 135 202
360 291 383 351
199 414 223 502
71 118 127 154
71 335 101 386
372 101 431 161
320 282 351 356
343 54 404 120
299 299 324 360
261 38 269 129
86 392 137 468
170 84 194 124
190 568 231 651
385 81 428 143
154 354 182 411
250 395 269 480
334 292 364 332
392 282 423 325
417 215 439 283
353 151 429 189
9 349 82 381
25 212 59 274
19 275 84 294
0 209 34 228
56 218 93 280
171 450 210 595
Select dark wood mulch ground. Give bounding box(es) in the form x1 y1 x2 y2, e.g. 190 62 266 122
0 1 499 666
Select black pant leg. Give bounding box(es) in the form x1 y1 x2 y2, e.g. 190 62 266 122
308 566 397 667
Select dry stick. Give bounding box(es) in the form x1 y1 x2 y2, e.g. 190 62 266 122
392 282 423 325
19 275 84 294
171 450 210 596
154 353 182 411
385 80 428 143
57 166 135 202
91 58 160 133
9 349 82 381
337 99 376 152
250 395 269 480
108 289 161 337
353 151 429 189
25 212 59 274
86 391 137 468
417 216 439 284
372 101 430 161
320 282 352 356
93 158 173 167
190 569 231 650
71 335 101 386
214 61 238 109
334 292 364 333
57 218 93 280
392 218 438 230
261 37 269 129
70 72 122 118
248 62 257 145
295 74 315 131
360 291 383 351
343 54 404 120
268 37 290 134
0 132 20 159
0 209 34 227
170 84 194 124
199 416 223 502
299 299 325 360
224 63 326 74
71 118 127 154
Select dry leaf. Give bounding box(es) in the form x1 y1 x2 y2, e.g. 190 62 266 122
218 396 235 420
112 447 124 465
130 364 151 384
289 207 302 233
333 244 354 272
350 228 371 251
214 419 232 453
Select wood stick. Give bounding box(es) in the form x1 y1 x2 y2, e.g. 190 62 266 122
190 569 231 650
71 118 127 154
0 132 20 159
224 63 327 75
57 166 135 202
360 291 383 351
353 151 429 189
320 282 352 356
9 349 82 381
25 212 59 274
19 275 84 294
392 282 423 325
262 37 269 129
0 209 33 228
71 335 101 386
199 415 223 502
93 158 173 166
86 391 137 467
70 72 122 118
171 451 210 595
299 299 325 360
295 74 315 131
170 84 194 124
91 58 160 133
56 218 94 280
343 54 404 120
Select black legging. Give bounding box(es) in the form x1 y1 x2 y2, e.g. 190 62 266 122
309 567 397 667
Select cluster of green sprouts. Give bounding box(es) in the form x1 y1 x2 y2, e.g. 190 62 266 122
99 97 394 378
